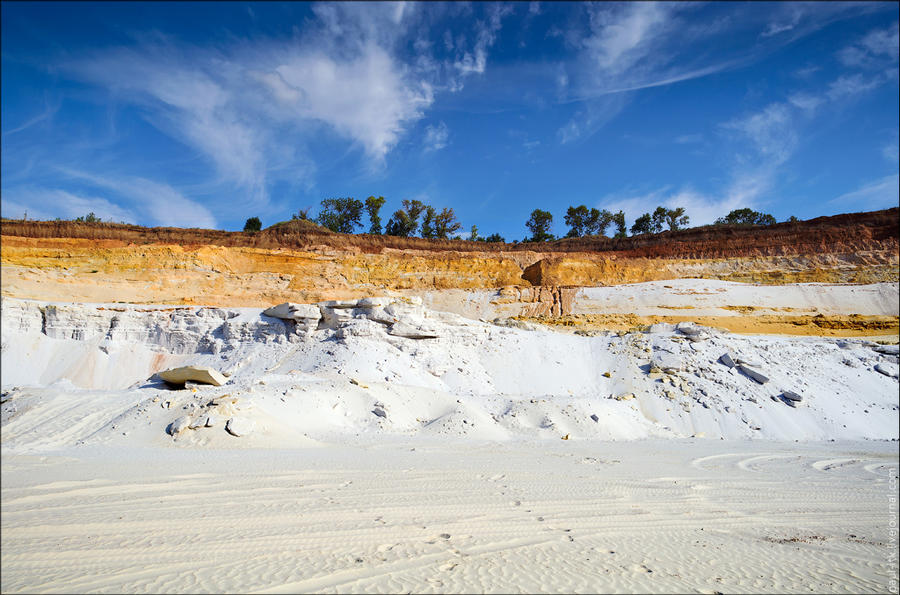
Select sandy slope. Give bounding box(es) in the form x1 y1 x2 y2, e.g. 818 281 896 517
1 280 898 593
2 440 897 594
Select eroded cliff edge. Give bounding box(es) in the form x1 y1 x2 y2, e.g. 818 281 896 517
1 208 897 310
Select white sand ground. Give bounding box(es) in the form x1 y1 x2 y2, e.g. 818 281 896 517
2 440 898 594
1 280 898 593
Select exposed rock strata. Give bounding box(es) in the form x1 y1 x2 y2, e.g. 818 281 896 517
1 209 896 307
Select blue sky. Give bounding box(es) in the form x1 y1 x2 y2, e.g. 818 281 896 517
2 1 898 239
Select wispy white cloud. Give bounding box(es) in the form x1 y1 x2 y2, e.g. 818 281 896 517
787 92 822 113
559 1 891 110
557 94 628 144
263 43 434 162
55 169 217 228
453 3 513 76
722 103 798 167
884 137 899 163
582 2 674 75
828 174 900 211
674 134 703 145
760 5 804 38
837 21 899 69
793 64 821 79
1 188 137 223
59 1 512 199
65 44 270 202
423 121 449 152
597 176 769 230
1 99 59 137
826 73 882 101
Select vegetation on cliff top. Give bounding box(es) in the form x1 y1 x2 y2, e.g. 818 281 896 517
2 208 896 260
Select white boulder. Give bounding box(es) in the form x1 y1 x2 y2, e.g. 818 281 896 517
651 352 683 373
158 366 228 387
737 364 769 384
225 417 255 437
875 363 899 379
168 416 192 436
263 302 321 324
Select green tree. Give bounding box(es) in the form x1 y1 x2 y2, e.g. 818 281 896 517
525 209 554 242
483 233 505 243
631 213 653 235
468 225 479 241
564 205 613 237
420 206 437 239
564 205 592 238
715 208 777 226
786 215 799 223
433 207 462 239
385 199 426 237
593 209 614 236
316 197 364 233
75 212 101 223
664 207 689 231
243 217 262 232
612 210 627 238
364 196 386 234
292 207 311 221
650 206 668 233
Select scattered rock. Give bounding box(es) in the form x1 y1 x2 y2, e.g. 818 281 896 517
875 363 899 379
205 415 218 427
561 434 570 440
602 372 611 378
652 352 683 373
188 416 208 429
263 303 322 328
737 364 768 384
719 353 736 368
225 417 255 437
647 323 675 334
873 344 900 356
614 393 635 401
167 416 192 436
372 407 387 418
350 378 370 388
735 358 762 368
590 414 599 422
676 323 704 338
781 390 803 403
388 321 439 339
158 366 227 387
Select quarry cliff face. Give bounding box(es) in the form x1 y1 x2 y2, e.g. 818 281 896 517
1 208 897 308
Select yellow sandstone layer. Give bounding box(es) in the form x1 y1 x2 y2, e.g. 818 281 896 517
519 313 900 338
2 236 896 307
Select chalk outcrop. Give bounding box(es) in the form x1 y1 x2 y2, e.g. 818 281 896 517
263 303 321 330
